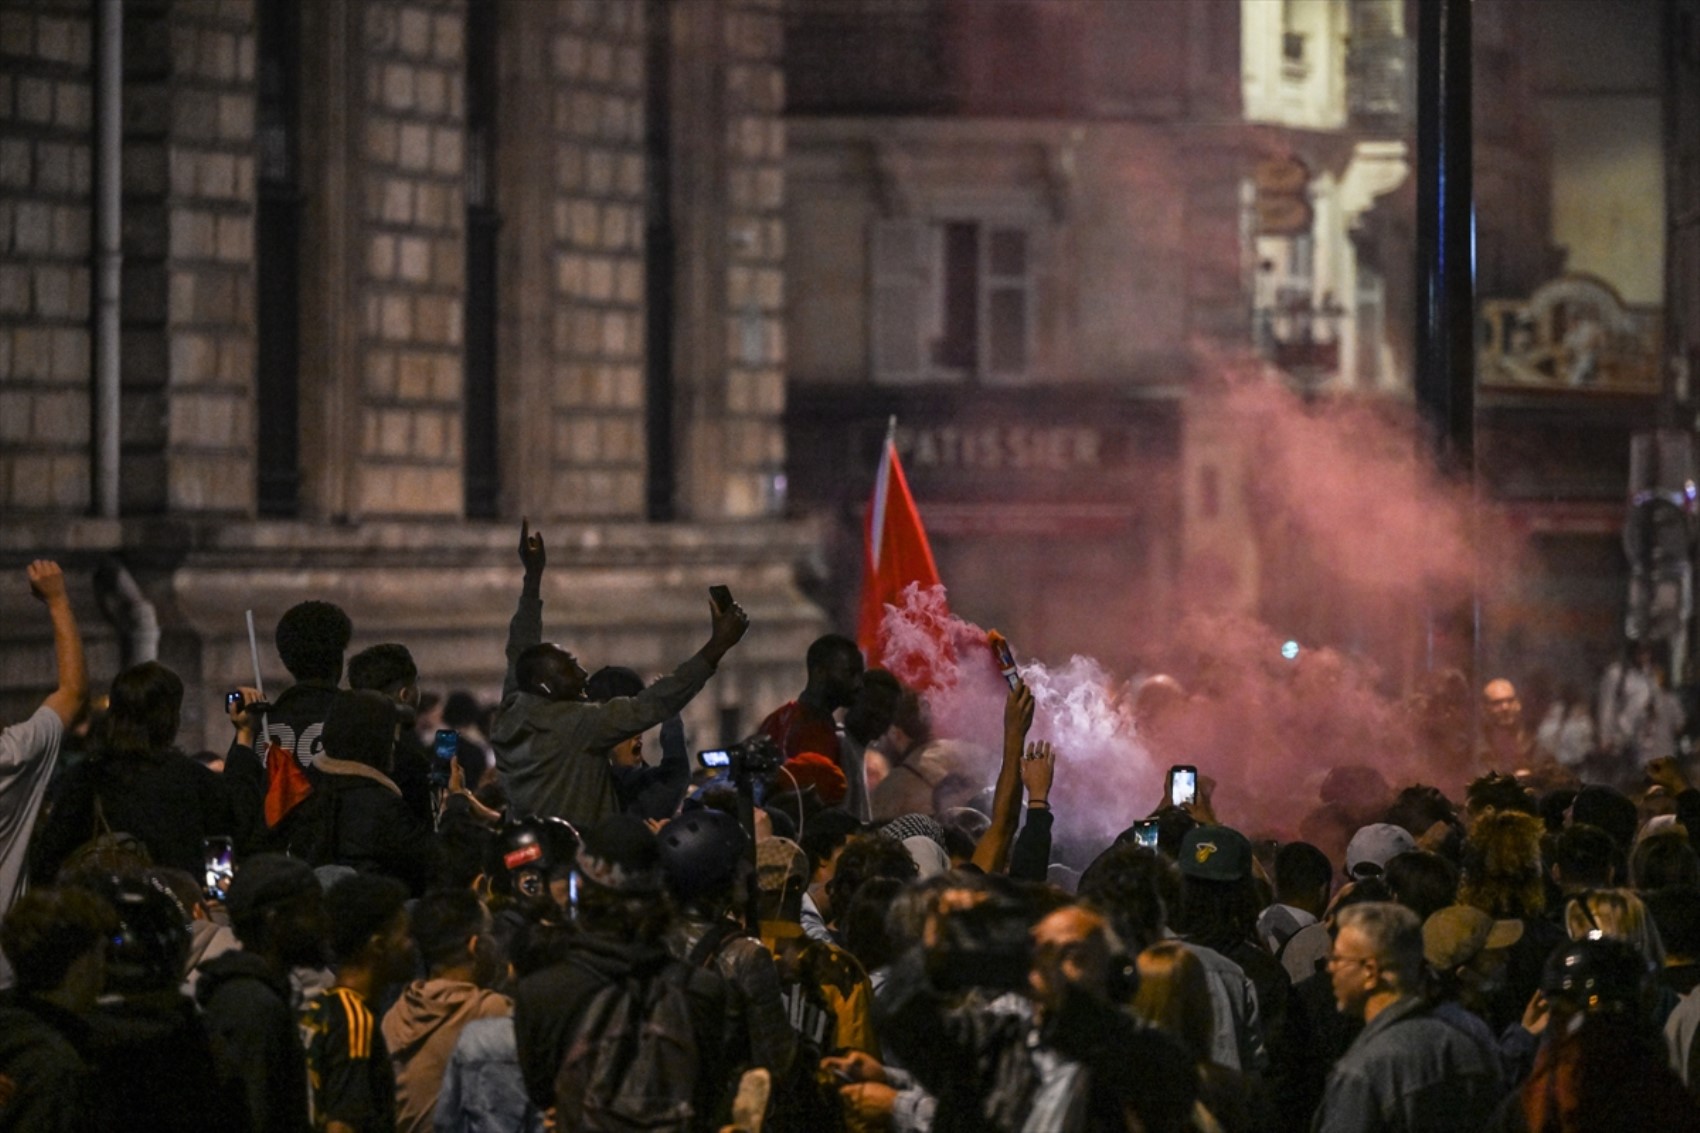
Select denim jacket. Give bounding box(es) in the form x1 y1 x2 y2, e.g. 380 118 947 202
433 1016 545 1133
1313 996 1503 1133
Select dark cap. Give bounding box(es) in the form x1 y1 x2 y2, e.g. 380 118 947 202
1178 825 1252 882
575 814 663 894
225 853 319 919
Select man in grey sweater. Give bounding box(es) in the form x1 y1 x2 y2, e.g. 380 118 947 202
490 521 749 827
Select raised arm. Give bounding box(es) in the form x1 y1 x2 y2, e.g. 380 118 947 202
971 681 1033 873
575 600 751 753
696 595 750 668
29 561 87 727
503 519 547 699
1009 741 1056 882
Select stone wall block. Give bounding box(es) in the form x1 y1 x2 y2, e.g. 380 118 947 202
398 7 433 57
0 266 28 315
398 121 432 171
431 11 461 61
48 326 87 381
0 139 30 188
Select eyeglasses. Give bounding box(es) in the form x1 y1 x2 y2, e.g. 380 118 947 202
1327 951 1376 971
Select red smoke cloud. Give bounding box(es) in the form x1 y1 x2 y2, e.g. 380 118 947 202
872 367 1523 862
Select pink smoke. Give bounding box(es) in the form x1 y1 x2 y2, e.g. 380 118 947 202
880 584 1164 849
870 366 1527 860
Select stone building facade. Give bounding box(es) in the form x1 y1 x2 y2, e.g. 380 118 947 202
781 0 1427 678
779 0 1672 693
0 0 823 752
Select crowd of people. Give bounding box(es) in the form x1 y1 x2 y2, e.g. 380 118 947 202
4 527 1700 1131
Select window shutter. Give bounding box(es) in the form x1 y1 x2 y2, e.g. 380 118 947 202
982 226 1032 381
870 219 929 383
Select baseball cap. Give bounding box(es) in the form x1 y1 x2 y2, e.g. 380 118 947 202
756 836 808 897
224 853 319 920
1178 825 1252 882
755 836 809 939
1346 823 1417 879
1422 905 1523 971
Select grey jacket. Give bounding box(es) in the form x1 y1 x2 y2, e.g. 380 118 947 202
490 582 715 827
1313 995 1502 1133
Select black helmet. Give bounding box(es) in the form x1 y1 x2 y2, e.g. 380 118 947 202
92 875 190 994
657 809 748 904
491 816 580 899
1540 935 1653 1019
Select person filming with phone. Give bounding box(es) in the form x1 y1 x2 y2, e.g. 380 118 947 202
490 520 750 829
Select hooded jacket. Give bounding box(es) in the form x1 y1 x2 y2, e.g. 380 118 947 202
380 978 512 1133
278 754 442 895
86 989 249 1131
182 918 241 998
195 950 310 1133
492 583 717 827
511 932 729 1125
0 991 95 1133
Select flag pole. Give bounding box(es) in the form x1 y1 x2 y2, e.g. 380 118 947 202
870 416 897 573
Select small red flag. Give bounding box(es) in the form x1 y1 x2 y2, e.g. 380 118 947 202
857 425 946 671
263 741 313 827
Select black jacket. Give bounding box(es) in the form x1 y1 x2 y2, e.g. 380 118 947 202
31 744 264 882
195 952 310 1133
0 992 96 1133
85 991 250 1131
512 932 730 1128
277 756 441 895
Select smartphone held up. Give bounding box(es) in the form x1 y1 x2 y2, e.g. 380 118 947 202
1167 765 1198 809
203 836 234 903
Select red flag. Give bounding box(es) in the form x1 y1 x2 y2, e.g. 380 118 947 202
263 741 313 827
858 426 946 670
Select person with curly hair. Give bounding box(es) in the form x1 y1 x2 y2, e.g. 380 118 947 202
1459 810 1568 1032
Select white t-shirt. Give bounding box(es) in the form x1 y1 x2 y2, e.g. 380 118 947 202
0 705 66 987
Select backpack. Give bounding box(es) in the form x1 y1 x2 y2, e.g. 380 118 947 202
554 960 701 1132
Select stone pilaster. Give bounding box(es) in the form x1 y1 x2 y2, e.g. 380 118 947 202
117 0 258 514
720 0 787 517
0 0 94 512
543 0 649 518
351 0 466 516
669 0 789 522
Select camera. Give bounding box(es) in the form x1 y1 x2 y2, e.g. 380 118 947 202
729 734 782 779
699 734 782 781
225 691 271 716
